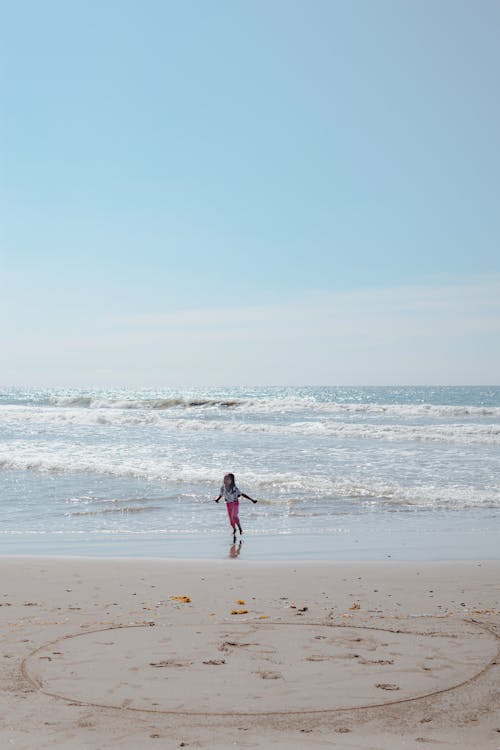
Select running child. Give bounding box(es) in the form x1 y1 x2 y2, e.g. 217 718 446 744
214 473 257 537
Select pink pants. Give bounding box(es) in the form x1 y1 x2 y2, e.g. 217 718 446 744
226 500 240 527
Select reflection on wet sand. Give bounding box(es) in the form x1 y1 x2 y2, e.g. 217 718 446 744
229 540 242 558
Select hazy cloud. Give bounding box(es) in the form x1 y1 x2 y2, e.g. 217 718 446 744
3 276 496 387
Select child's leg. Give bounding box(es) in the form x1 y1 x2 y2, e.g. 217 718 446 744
233 501 242 535
226 502 236 532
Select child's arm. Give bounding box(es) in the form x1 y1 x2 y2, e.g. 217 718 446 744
214 494 222 503
240 492 257 504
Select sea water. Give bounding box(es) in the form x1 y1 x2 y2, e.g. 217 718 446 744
0 386 499 560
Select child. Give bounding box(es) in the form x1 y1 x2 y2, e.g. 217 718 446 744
214 473 257 537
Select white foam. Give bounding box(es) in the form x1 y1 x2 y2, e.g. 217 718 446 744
4 392 500 418
1 406 499 444
170 418 500 445
47 396 240 410
0 441 498 509
239 398 500 419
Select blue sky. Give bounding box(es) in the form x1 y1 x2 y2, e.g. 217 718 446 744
1 0 499 386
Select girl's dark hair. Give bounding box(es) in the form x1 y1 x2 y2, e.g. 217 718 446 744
224 473 235 487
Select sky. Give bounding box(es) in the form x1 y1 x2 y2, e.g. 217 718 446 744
1 0 499 386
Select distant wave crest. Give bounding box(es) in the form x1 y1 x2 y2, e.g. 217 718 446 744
47 396 240 410
3 391 500 418
1 406 499 444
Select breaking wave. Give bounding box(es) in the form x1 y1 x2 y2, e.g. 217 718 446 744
1 406 499 444
70 505 161 516
2 388 500 418
0 446 498 509
47 396 240 410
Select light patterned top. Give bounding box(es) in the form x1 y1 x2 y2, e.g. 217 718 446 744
220 484 241 503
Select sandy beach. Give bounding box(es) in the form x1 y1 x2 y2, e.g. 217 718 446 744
0 556 499 749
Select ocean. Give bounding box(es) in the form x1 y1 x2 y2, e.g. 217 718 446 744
0 386 499 560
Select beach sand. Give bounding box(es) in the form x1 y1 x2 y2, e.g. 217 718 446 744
0 556 499 749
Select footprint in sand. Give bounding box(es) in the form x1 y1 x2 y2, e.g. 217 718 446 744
219 640 257 652
359 658 395 666
306 655 328 662
202 659 226 666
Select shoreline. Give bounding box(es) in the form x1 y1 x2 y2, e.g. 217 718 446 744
0 554 500 568
1 516 499 561
1 557 499 748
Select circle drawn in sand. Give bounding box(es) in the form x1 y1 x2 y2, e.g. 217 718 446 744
22 620 498 715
